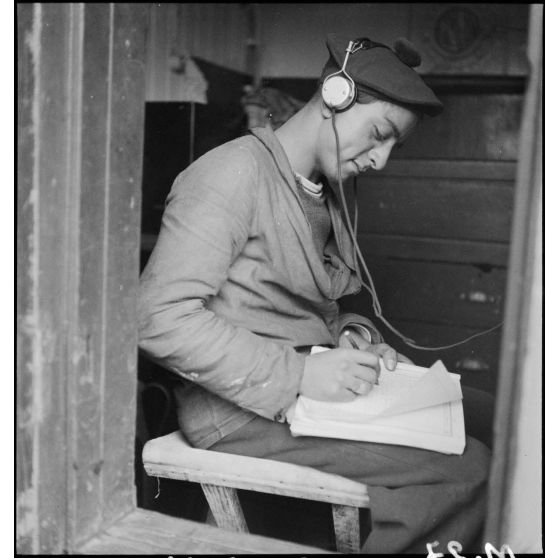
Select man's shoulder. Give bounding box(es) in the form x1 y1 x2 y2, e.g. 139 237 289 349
169 135 263 200
199 134 262 164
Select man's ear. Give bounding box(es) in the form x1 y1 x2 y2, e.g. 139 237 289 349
320 100 333 119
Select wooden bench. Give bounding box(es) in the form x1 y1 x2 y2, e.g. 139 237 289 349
142 430 370 553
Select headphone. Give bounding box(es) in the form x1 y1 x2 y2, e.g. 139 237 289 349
322 38 504 352
321 38 391 111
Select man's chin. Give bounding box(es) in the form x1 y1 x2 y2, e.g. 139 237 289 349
324 168 353 186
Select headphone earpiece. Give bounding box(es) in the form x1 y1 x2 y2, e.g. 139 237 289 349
321 74 355 111
321 38 368 111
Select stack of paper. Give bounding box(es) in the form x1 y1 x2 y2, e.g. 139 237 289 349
289 359 466 455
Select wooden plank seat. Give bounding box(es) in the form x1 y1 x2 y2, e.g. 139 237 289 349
142 430 370 553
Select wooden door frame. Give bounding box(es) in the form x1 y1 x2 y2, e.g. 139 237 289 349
17 2 542 554
483 4 543 550
17 4 148 553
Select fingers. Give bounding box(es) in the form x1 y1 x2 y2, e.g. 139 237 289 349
353 364 379 386
348 347 380 370
342 348 380 385
367 343 397 371
347 376 374 397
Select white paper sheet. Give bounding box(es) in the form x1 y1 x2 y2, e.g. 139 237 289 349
296 359 462 422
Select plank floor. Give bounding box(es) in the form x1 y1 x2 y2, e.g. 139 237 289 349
77 508 334 554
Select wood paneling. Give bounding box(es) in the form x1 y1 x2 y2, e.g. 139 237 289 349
340 258 506 328
356 234 509 267
377 159 517 180
256 4 529 79
371 319 502 394
145 3 251 101
393 93 524 161
353 175 514 242
17 4 148 553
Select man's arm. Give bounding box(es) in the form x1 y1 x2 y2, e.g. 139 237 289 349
138 146 305 422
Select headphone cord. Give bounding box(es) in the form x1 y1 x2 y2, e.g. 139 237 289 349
330 110 503 351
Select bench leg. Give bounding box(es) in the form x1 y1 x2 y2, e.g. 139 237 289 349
201 483 249 533
332 504 360 553
205 507 217 526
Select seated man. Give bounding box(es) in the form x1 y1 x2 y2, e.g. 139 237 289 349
138 33 491 554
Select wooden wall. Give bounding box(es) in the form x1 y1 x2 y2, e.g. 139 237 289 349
261 74 524 393
257 4 528 394
145 3 252 101
256 3 529 78
338 86 523 393
17 4 148 553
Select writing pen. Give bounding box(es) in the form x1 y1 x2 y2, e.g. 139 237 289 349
346 333 380 386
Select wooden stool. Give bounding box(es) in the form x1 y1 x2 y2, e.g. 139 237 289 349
142 430 370 553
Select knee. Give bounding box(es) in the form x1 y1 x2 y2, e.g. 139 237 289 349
458 436 491 487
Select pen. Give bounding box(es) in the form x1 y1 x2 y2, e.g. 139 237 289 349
346 332 380 386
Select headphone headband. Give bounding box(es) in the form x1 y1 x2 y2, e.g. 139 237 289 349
321 38 388 111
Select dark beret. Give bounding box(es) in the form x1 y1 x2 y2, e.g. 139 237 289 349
321 33 443 116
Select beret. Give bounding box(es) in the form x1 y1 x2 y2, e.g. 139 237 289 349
321 33 443 116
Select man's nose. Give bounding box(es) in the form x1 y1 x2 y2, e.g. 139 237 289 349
369 143 394 171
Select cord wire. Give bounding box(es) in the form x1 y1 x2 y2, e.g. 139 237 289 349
330 109 502 351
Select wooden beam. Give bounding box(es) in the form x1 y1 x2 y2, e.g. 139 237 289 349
30 4 75 553
16 3 39 553
100 3 147 529
77 509 332 554
354 234 509 267
484 5 543 548
354 175 515 243
69 3 110 547
375 159 517 181
17 3 149 553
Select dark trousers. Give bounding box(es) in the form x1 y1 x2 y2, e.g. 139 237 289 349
205 386 493 554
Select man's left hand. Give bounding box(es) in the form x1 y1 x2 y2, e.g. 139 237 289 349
338 328 413 371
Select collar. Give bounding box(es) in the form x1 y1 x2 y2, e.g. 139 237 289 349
294 172 324 197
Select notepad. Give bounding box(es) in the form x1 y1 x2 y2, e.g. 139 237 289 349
289 354 466 455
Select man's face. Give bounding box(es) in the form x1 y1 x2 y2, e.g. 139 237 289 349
315 99 419 183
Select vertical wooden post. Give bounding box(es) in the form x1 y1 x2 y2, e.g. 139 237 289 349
17 3 148 554
17 4 41 553
484 4 543 550
201 484 249 533
332 504 361 554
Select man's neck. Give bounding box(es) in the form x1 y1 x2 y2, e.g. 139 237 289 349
275 102 321 182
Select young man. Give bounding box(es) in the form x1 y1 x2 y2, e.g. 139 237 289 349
139 34 491 553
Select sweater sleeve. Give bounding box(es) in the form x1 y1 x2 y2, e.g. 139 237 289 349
337 312 384 345
138 145 305 421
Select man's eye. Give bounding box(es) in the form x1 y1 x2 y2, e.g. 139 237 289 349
373 127 385 141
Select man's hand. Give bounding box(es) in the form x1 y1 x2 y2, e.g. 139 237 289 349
301 348 380 402
338 328 414 372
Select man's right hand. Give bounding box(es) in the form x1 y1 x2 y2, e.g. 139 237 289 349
300 348 380 402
